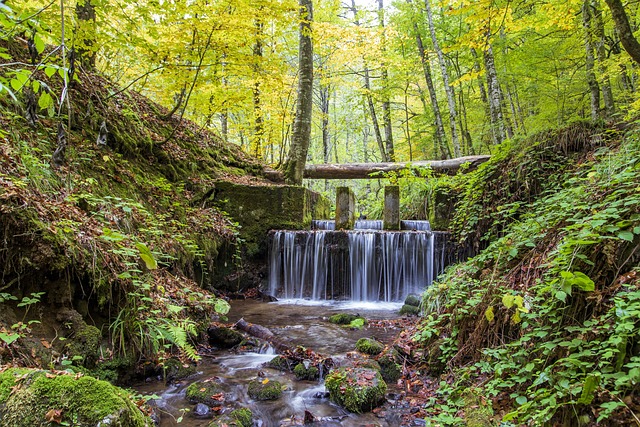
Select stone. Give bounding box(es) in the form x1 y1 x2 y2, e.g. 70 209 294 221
355 338 384 355
185 380 224 406
399 304 421 316
194 403 212 418
335 187 355 230
293 362 319 380
404 294 421 307
247 379 283 401
207 326 244 349
325 368 387 413
383 186 400 230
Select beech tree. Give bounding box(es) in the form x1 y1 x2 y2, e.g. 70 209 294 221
283 0 314 185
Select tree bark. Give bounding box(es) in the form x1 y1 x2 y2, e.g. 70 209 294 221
592 0 615 116
424 0 460 157
408 0 448 159
75 0 96 69
484 44 507 144
583 0 601 121
378 0 395 161
302 155 490 179
252 18 264 159
604 0 640 64
283 0 314 185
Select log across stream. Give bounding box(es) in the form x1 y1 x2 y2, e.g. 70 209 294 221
133 299 408 427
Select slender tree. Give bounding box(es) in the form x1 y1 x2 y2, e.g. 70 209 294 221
604 0 640 64
283 0 314 185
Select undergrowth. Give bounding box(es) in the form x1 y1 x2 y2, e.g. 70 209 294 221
415 123 640 425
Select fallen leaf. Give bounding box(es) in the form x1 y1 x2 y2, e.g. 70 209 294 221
261 378 269 385
45 409 63 424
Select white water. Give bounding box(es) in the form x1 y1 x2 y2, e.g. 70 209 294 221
269 225 434 302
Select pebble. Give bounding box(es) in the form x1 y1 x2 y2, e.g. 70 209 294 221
194 403 211 418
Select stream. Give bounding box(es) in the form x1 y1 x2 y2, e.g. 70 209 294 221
135 299 410 427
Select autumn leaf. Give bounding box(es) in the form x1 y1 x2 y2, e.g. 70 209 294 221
45 409 63 424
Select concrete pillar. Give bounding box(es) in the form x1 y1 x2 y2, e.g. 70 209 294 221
383 185 400 230
335 187 355 230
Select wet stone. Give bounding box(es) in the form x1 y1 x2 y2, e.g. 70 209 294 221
194 403 212 418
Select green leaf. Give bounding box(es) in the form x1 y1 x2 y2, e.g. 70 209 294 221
578 374 600 405
135 242 157 270
555 291 567 303
484 306 495 322
38 91 52 109
214 299 230 315
617 231 634 242
0 332 20 345
167 304 184 314
515 396 528 405
34 33 45 54
502 294 514 309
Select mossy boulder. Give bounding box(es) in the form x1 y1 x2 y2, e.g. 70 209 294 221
162 358 197 382
208 408 253 427
404 294 421 307
462 388 493 427
247 379 283 401
293 363 319 381
377 353 402 383
399 304 420 316
207 326 244 349
328 313 367 326
0 369 152 426
325 368 387 413
185 380 224 406
355 338 384 355
267 355 292 371
66 324 102 367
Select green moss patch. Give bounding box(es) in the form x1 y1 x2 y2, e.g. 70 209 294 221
293 363 319 381
355 338 384 355
325 368 387 413
247 379 283 401
185 380 224 405
0 369 151 426
328 313 367 326
399 304 420 316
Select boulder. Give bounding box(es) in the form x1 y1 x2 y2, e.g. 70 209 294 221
325 368 387 413
404 294 421 307
247 379 283 401
207 326 244 349
355 338 384 355
185 380 224 406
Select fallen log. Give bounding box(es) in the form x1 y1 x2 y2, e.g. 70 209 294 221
234 318 292 352
302 155 490 180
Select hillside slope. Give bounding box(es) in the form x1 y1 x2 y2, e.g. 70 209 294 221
0 40 270 371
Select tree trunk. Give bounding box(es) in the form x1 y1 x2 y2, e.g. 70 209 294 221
409 0 448 159
75 0 96 69
283 0 314 185
592 0 615 116
483 44 507 144
252 18 264 159
604 0 640 64
583 0 600 120
378 0 395 161
424 0 460 157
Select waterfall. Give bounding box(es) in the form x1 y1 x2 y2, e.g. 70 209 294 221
269 225 435 302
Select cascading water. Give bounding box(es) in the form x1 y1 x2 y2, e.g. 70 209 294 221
269 221 436 302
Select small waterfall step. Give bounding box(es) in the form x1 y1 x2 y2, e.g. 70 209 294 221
311 219 431 231
269 225 436 302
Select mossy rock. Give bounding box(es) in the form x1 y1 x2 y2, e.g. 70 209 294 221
208 408 252 427
399 304 420 316
328 313 367 326
247 379 283 401
325 368 387 413
65 324 102 367
293 363 319 381
462 388 493 427
404 294 421 307
207 326 244 349
185 380 223 406
355 338 384 355
377 354 402 383
267 355 292 371
0 369 152 427
162 358 197 382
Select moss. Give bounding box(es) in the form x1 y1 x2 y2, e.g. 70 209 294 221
325 368 387 413
163 358 197 382
0 369 151 426
377 354 402 383
404 294 421 307
207 326 243 349
293 363 319 381
355 338 384 355
462 388 493 427
399 304 420 316
247 379 283 401
328 313 367 326
208 407 253 427
185 380 223 405
66 324 102 367
267 355 291 371
0 369 29 404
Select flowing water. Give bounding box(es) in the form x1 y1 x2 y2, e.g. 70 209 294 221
136 299 407 427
